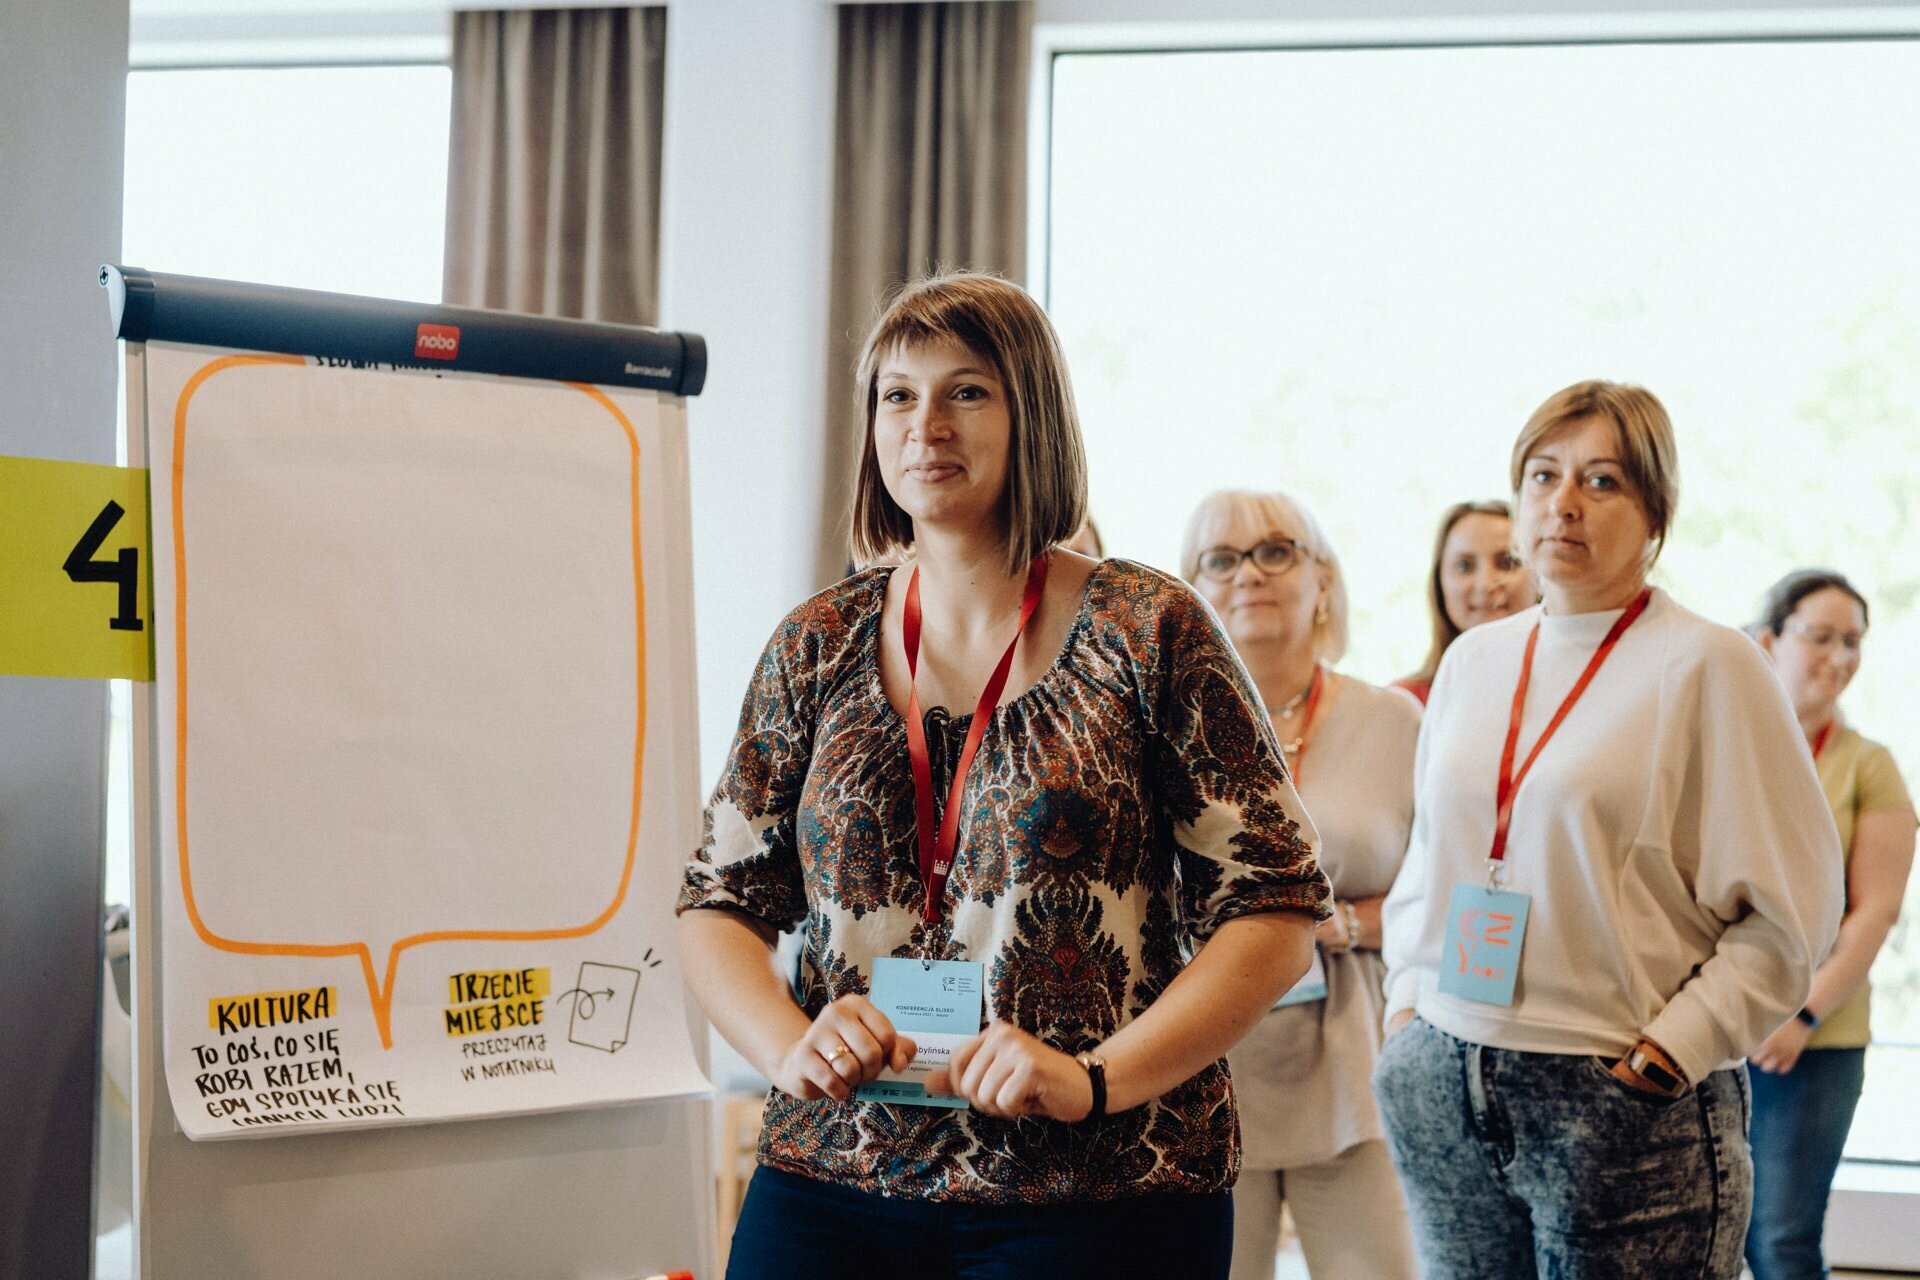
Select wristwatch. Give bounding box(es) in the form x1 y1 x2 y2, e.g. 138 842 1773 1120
1795 1007 1821 1030
1074 1051 1107 1122
1623 1041 1688 1098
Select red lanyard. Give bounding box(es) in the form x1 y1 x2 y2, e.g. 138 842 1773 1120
902 555 1048 923
1491 589 1653 865
1278 666 1326 787
1811 721 1834 760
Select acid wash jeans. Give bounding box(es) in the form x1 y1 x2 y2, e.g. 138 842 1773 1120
1373 1016 1751 1279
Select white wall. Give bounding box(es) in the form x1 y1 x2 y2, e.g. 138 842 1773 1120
657 0 841 793
0 0 128 1275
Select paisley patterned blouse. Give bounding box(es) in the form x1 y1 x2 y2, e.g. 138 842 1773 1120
677 557 1330 1204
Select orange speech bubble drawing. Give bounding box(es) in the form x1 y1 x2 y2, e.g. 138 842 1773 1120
170 356 646 1049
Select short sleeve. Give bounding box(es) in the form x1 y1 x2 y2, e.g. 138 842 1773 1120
1144 579 1331 944
1857 741 1916 819
675 614 814 932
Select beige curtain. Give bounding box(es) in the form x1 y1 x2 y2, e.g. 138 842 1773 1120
821 0 1033 579
443 7 666 325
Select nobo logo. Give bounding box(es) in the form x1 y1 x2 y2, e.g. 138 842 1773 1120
414 323 460 360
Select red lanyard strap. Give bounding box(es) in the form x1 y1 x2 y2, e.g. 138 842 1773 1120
902 555 1048 923
1491 588 1653 864
1811 721 1834 760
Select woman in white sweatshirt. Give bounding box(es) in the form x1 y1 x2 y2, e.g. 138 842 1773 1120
1374 380 1844 1280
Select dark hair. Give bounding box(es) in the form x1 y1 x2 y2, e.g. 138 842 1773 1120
849 273 1087 575
1408 499 1514 687
1754 568 1870 638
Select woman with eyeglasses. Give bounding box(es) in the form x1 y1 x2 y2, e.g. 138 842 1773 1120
1374 381 1845 1279
1182 490 1420 1280
1745 569 1915 1280
677 275 1330 1279
1393 500 1535 706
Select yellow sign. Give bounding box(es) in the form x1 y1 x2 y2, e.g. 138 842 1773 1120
0 455 153 680
443 968 552 1037
209 986 337 1035
446 967 552 1005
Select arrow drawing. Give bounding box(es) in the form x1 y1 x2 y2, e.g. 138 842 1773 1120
552 985 617 1017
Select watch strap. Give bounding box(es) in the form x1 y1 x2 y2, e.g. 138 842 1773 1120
1074 1051 1107 1122
1625 1042 1687 1097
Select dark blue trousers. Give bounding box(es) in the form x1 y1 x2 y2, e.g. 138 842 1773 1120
726 1165 1233 1280
1746 1047 1867 1280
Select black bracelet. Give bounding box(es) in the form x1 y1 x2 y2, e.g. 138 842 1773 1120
1074 1051 1106 1122
1795 1007 1821 1030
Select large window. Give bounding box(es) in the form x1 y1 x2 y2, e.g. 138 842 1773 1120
123 65 452 301
108 64 452 910
1048 39 1920 1164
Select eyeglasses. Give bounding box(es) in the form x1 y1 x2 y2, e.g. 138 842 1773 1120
1195 539 1311 583
1784 621 1863 653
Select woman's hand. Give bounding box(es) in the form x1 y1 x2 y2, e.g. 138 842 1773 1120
771 994 915 1102
928 1020 1094 1121
1750 1017 1813 1075
1315 905 1354 952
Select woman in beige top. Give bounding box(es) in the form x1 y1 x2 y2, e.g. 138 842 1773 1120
1184 489 1419 1280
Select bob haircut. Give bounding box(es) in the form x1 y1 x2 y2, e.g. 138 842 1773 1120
1180 488 1350 665
849 273 1087 576
1753 567 1871 638
1508 380 1680 568
1408 499 1515 688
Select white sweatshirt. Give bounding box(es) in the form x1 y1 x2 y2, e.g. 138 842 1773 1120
1381 588 1843 1085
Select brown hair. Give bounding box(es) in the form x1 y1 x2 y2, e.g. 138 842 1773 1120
1754 568 1870 638
1407 499 1514 688
849 273 1087 575
1509 380 1680 566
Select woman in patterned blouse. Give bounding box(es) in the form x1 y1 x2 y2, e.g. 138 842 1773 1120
677 273 1331 1279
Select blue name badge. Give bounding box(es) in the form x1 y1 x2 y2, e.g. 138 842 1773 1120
854 957 984 1109
1436 884 1531 1007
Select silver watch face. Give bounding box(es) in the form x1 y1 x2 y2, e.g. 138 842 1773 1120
1628 1049 1678 1090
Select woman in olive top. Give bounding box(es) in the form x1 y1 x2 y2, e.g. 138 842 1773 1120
1746 568 1916 1280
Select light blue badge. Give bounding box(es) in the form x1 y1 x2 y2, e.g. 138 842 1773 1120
1437 884 1531 1007
854 958 984 1108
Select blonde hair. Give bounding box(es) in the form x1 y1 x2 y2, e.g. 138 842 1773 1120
1509 380 1679 566
1181 488 1349 664
849 273 1087 575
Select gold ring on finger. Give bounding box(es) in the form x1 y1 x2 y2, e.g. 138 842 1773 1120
824 1043 852 1065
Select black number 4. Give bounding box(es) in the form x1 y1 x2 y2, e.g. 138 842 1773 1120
64 500 143 632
